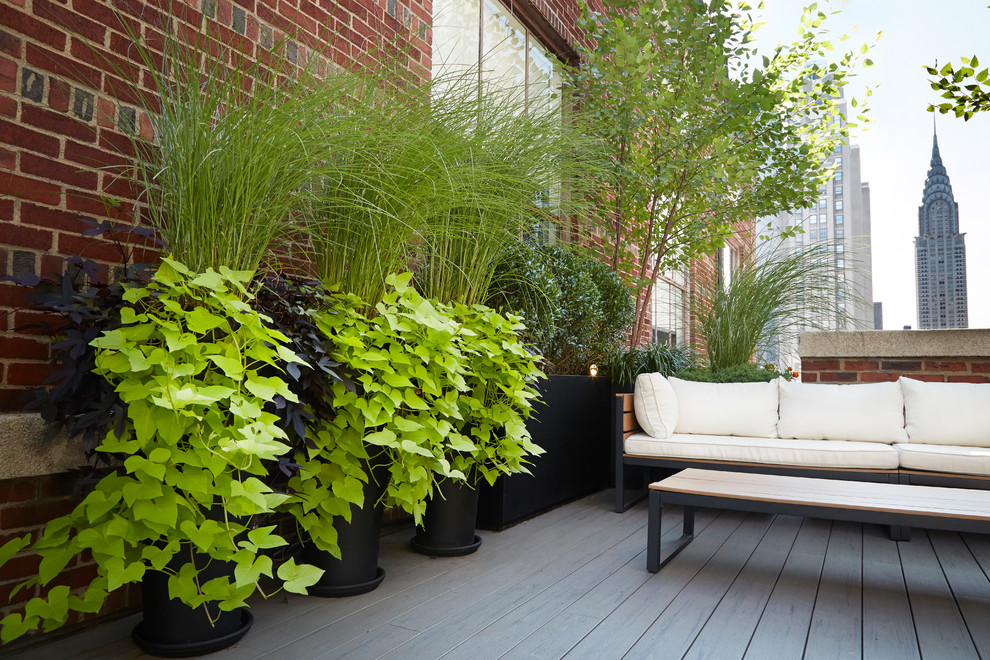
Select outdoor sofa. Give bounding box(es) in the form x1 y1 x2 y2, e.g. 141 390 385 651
615 375 990 513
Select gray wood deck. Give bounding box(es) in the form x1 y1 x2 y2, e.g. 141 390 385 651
12 489 990 659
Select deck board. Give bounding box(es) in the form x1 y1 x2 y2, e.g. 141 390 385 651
9 489 990 660
900 530 979 659
861 525 919 660
680 514 802 660
804 520 863 660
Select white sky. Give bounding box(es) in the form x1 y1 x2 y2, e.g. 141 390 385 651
747 0 990 329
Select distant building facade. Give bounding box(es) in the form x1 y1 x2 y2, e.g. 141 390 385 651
760 129 875 369
916 131 968 329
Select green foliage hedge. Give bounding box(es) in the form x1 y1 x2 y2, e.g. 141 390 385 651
488 243 633 375
674 363 792 383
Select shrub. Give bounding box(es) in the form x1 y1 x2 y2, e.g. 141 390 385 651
487 243 634 375
674 363 794 383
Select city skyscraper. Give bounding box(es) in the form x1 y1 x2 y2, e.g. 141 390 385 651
916 128 968 329
759 134 875 370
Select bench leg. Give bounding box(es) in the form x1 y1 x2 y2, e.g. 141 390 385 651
647 491 694 573
889 526 911 542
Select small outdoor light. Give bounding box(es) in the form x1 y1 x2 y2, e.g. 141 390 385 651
589 364 599 377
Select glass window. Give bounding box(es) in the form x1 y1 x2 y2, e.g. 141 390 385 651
433 0 563 112
819 199 827 209
819 228 827 239
836 214 844 225
837 258 845 268
835 157 843 166
835 200 843 210
835 171 843 181
809 215 817 224
836 244 844 253
834 185 843 196
484 2 527 90
433 0 481 77
810 229 818 239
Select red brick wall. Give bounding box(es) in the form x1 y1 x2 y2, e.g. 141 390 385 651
0 0 435 412
801 357 990 384
0 472 142 648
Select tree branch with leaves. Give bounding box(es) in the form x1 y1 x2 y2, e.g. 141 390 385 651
565 0 876 344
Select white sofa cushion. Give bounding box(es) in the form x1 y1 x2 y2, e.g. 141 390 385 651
896 443 990 477
899 377 990 447
625 432 899 470
634 373 678 439
667 377 779 438
777 380 907 444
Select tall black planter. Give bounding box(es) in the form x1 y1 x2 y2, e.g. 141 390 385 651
477 374 611 529
301 457 390 596
410 477 482 556
132 550 252 658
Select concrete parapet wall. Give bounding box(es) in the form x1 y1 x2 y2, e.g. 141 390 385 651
799 329 990 383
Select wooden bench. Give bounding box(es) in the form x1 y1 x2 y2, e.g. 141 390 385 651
647 468 990 572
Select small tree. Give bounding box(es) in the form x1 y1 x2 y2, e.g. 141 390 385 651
565 0 875 344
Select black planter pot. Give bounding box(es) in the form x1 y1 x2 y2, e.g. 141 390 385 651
411 477 482 556
301 458 390 596
132 551 252 658
477 374 611 529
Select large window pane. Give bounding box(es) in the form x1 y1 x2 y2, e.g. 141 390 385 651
483 0 526 92
433 0 480 80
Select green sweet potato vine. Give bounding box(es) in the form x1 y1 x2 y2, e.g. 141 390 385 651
0 258 322 643
285 274 544 556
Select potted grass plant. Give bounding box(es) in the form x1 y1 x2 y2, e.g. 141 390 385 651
0 17 339 653
407 82 593 553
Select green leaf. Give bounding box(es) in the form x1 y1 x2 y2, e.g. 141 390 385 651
276 558 324 594
0 535 31 568
185 306 226 334
206 355 244 378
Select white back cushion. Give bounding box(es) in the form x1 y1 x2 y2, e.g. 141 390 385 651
900 377 990 446
778 380 906 443
634 373 678 439
668 377 779 438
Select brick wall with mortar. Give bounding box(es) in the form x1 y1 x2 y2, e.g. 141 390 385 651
799 329 990 384
0 0 434 412
0 0 597 646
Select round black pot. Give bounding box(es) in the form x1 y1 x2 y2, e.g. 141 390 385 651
411 478 482 556
133 552 252 658
301 458 390 596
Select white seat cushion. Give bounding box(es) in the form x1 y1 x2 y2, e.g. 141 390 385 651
899 377 990 447
896 443 990 477
667 377 779 438
624 432 899 470
777 380 907 444
634 373 678 439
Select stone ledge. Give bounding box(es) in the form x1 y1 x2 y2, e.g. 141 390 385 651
800 329 990 359
0 413 87 480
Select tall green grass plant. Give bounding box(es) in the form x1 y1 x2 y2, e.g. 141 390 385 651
695 242 858 372
117 22 340 274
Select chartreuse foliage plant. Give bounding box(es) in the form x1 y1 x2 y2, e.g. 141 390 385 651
450 303 545 487
283 274 543 552
0 258 322 643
